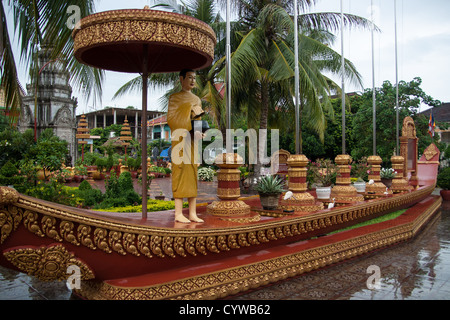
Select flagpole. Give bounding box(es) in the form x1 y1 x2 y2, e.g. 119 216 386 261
340 0 346 154
226 0 231 132
225 0 232 154
371 0 376 156
394 0 400 155
294 0 300 154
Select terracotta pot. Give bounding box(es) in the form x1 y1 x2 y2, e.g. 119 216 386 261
440 189 450 201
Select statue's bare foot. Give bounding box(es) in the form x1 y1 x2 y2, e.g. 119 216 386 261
189 215 204 223
175 214 191 223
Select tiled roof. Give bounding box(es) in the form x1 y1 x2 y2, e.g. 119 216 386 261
419 103 450 123
148 114 167 126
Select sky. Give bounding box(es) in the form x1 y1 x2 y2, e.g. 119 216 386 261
8 0 450 115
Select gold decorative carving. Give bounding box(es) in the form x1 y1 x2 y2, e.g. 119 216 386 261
75 196 441 300
73 9 216 62
423 144 438 161
0 183 435 263
401 116 416 138
4 244 95 282
206 200 251 216
0 187 20 205
0 205 23 244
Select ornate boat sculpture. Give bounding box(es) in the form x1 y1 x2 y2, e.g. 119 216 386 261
0 144 441 299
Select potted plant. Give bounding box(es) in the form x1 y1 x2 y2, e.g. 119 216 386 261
74 165 88 183
308 159 339 199
254 175 286 210
155 192 165 200
94 157 107 180
163 167 172 177
351 157 372 193
127 157 140 178
380 167 397 188
437 167 450 201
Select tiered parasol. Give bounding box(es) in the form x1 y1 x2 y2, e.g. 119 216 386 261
119 116 132 155
76 114 90 162
73 7 216 218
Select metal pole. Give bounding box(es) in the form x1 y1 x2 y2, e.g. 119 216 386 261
394 0 400 155
294 0 300 155
371 0 376 156
340 0 346 154
141 44 148 219
226 0 231 132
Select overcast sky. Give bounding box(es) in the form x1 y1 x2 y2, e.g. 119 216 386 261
9 0 450 115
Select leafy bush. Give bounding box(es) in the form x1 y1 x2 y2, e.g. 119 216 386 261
99 171 140 209
95 200 188 213
75 181 103 207
126 157 141 171
78 179 92 191
198 167 215 181
437 167 450 190
0 160 24 187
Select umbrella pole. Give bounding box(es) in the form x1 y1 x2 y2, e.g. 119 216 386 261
141 44 149 219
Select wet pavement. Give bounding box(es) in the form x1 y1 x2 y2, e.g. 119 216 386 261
1 182 449 300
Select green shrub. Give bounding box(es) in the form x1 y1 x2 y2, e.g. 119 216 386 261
0 160 24 187
78 188 104 207
437 167 450 190
78 179 92 191
94 200 188 213
101 171 140 208
118 171 134 192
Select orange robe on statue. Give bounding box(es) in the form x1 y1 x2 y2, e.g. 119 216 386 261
167 91 203 199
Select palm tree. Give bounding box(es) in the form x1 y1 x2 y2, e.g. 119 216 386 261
213 0 374 177
224 0 372 136
0 0 103 125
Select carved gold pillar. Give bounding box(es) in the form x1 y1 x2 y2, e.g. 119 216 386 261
206 153 254 219
390 155 413 193
76 114 90 163
278 154 323 212
366 155 392 198
331 154 364 203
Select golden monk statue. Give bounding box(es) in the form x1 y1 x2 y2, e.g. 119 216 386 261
167 69 204 223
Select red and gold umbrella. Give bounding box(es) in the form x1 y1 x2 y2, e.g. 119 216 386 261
73 7 216 218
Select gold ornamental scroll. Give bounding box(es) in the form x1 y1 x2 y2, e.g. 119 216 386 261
73 9 216 74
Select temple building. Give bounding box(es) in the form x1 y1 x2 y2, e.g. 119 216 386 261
18 46 78 163
76 107 165 142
